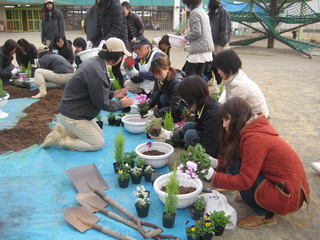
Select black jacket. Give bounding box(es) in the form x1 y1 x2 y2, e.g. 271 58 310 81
149 70 185 119
90 0 128 46
16 43 38 68
126 11 145 40
195 98 222 158
39 52 74 74
49 40 74 64
41 8 65 43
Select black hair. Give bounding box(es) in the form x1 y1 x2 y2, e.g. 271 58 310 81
41 1 59 20
182 0 202 10
17 38 31 52
121 1 131 9
73 37 86 50
213 49 242 78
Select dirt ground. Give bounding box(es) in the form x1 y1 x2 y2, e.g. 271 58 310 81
0 30 319 239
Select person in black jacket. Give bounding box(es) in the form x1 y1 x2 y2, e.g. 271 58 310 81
0 39 18 86
73 37 86 69
16 38 38 68
148 56 185 123
31 45 74 99
150 75 222 159
86 0 128 87
49 33 74 64
121 1 145 52
41 0 65 46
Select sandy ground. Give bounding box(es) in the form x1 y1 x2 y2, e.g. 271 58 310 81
1 30 320 239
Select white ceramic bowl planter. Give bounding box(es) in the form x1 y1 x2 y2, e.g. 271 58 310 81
153 173 203 209
121 114 149 134
167 34 188 48
0 93 10 119
135 142 174 168
78 48 100 61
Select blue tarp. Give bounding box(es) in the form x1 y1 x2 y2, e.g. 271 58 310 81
0 99 194 240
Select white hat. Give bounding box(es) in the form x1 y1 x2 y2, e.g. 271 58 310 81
38 45 50 54
44 0 54 3
101 38 132 57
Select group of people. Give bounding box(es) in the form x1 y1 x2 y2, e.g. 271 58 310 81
1 0 311 231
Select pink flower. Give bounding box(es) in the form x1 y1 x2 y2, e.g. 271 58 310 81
177 121 184 127
146 142 153 148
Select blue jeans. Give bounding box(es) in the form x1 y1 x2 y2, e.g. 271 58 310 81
182 122 201 147
153 90 184 123
227 161 272 216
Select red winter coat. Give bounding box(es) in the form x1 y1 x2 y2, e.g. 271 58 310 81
212 115 310 215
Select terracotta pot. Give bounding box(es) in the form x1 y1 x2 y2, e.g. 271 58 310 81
118 178 130 188
214 225 225 236
135 204 150 218
162 212 175 228
131 174 142 184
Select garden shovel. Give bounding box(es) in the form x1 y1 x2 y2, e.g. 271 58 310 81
64 206 136 240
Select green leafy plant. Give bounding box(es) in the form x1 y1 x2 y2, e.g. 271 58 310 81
193 196 206 211
181 108 195 123
143 165 154 174
124 151 137 166
0 79 8 98
135 196 150 208
133 185 149 198
112 79 122 91
131 166 143 177
26 62 31 79
108 112 116 120
135 157 146 169
116 166 130 181
163 111 174 131
178 143 211 179
212 84 224 101
114 128 125 163
209 210 231 228
197 215 215 236
20 65 26 73
163 162 179 218
185 223 200 240
145 119 162 134
95 110 102 121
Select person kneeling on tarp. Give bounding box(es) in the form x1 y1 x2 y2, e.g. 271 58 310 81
43 38 134 151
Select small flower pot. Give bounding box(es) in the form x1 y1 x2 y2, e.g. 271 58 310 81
114 119 122 126
187 236 200 240
135 204 150 218
191 208 205 221
108 119 115 125
162 212 176 228
146 132 152 139
131 174 143 184
144 172 152 182
214 225 225 236
113 162 121 174
96 120 103 129
118 178 130 188
200 233 213 240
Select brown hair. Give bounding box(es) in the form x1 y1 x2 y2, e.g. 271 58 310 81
2 39 18 64
182 0 202 10
150 57 176 80
218 97 253 168
176 75 211 109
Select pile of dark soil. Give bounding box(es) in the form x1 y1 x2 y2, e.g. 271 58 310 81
0 86 64 154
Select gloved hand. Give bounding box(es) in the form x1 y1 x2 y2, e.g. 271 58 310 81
52 49 58 54
125 67 139 78
16 66 21 73
131 37 136 43
11 68 18 76
150 127 171 140
179 37 189 45
209 156 218 168
204 167 215 181
98 40 106 49
86 41 93 50
143 110 154 119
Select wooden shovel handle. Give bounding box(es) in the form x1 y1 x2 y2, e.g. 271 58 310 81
92 223 136 240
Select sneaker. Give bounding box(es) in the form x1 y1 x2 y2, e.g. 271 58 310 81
238 214 277 229
311 162 320 174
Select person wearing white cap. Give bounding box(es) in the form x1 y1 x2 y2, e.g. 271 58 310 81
31 45 74 99
41 0 65 46
43 38 134 152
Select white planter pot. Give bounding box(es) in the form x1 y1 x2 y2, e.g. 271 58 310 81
168 34 188 48
121 114 149 134
0 93 10 119
77 48 99 61
153 173 203 209
135 142 174 168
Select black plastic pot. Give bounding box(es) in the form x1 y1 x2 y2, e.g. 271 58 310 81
191 208 205 221
108 119 115 125
144 172 152 182
118 178 129 188
131 174 142 184
96 120 103 129
162 213 175 228
135 204 150 218
214 225 225 236
200 233 213 240
113 162 121 174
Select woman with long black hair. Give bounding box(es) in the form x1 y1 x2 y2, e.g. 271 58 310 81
41 0 65 46
16 38 38 68
0 39 18 86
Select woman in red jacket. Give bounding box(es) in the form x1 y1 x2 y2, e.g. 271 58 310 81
211 97 310 229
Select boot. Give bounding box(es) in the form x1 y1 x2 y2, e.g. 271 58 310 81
43 130 62 148
31 83 47 99
58 136 75 151
54 124 75 138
